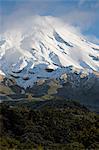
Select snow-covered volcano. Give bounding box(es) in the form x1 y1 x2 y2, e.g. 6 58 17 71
0 16 99 87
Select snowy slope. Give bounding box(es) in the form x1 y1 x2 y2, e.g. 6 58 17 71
0 16 99 88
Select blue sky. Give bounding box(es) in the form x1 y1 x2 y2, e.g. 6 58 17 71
0 0 99 43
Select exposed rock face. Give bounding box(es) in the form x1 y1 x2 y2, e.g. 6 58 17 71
60 73 67 82
23 76 29 80
0 74 4 82
36 79 46 86
0 70 99 112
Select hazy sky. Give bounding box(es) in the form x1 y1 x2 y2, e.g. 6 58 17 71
0 0 99 43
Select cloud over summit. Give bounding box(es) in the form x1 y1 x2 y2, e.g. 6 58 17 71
0 0 99 44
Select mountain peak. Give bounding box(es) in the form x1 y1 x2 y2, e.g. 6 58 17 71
0 16 99 87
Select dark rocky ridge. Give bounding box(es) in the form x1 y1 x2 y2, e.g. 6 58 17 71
0 70 99 112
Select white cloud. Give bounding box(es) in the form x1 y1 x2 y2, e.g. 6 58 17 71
86 35 99 45
1 0 99 44
62 9 98 32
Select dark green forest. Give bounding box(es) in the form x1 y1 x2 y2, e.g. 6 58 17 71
0 99 99 150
